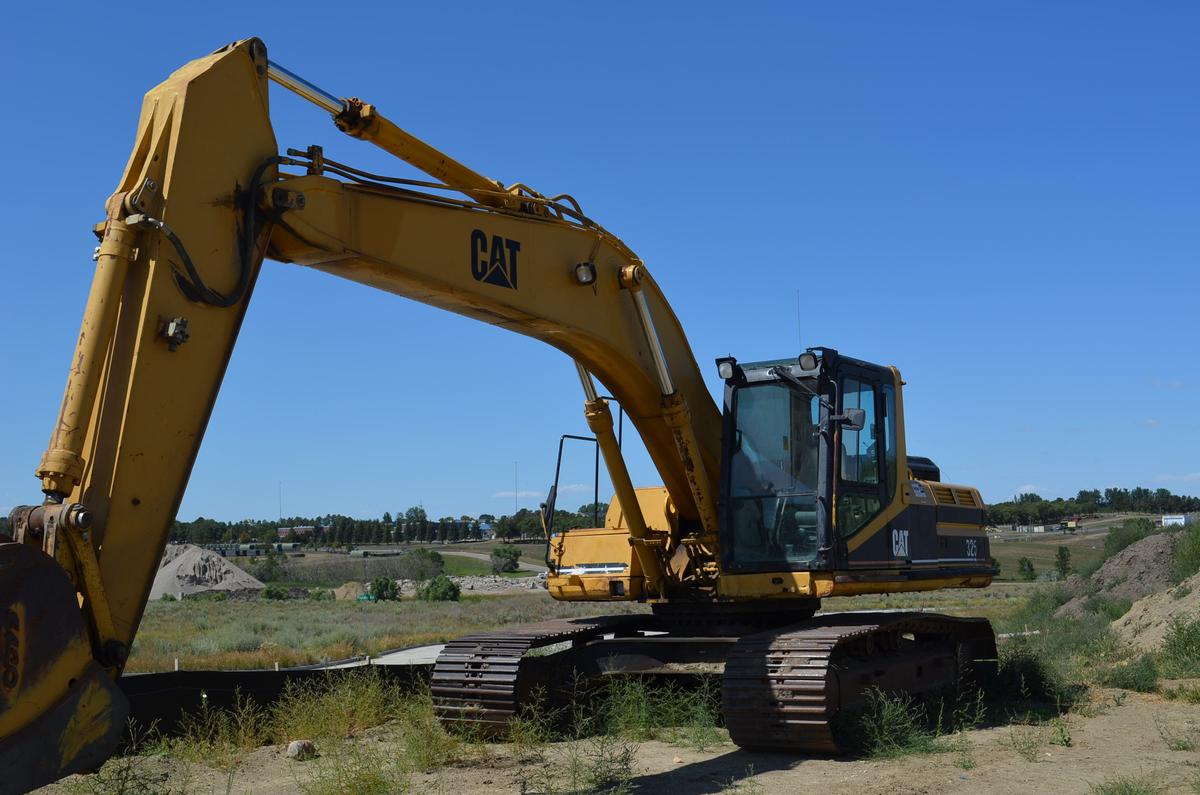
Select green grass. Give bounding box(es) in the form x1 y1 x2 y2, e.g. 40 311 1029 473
1102 656 1159 693
602 676 724 751
1174 523 1200 582
990 534 1106 582
1158 617 1200 678
848 689 959 758
1089 774 1166 795
130 670 461 795
440 555 493 577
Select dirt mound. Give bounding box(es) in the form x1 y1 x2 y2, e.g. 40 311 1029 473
1113 571 1200 651
1055 532 1176 618
333 581 367 601
150 544 265 600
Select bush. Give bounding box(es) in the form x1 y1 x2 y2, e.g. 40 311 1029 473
159 593 177 602
847 688 947 758
1103 518 1159 559
1089 773 1166 795
308 587 333 601
417 575 460 602
369 577 400 602
1008 584 1072 628
490 544 523 574
1173 524 1200 583
249 551 288 583
1018 557 1036 581
262 584 290 601
1159 617 1200 678
603 676 722 750
188 591 228 602
397 548 444 581
1102 655 1158 693
1082 594 1133 621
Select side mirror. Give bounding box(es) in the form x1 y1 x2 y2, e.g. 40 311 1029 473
838 408 866 432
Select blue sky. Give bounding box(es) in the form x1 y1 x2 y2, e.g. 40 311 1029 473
1 3 1196 522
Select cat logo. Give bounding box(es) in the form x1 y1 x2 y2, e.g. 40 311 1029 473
892 528 910 559
470 229 521 290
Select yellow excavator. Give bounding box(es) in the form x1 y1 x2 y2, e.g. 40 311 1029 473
0 39 996 791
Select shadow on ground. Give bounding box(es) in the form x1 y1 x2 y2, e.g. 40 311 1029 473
629 749 824 793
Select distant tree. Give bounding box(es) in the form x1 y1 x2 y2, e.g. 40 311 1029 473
490 544 522 574
369 576 400 602
478 514 496 524
1055 546 1071 579
1017 557 1036 581
405 506 428 524
577 502 610 524
382 512 393 525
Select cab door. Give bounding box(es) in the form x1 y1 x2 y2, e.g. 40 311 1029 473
833 364 901 564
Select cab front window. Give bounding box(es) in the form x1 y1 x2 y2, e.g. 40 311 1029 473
727 383 820 567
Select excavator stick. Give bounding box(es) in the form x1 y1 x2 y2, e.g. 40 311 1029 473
0 38 277 790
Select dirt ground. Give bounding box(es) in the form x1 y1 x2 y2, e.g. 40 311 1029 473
46 689 1200 794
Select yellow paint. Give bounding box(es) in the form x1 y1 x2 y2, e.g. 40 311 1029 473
936 522 986 537
0 602 92 739
57 674 114 771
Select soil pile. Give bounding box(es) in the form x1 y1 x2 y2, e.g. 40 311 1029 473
1055 532 1176 618
1113 571 1200 651
333 581 367 601
150 544 265 599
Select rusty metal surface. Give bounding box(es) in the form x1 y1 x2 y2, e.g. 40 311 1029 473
721 612 995 753
432 614 656 733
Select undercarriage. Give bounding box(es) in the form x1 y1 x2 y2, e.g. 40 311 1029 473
432 610 997 752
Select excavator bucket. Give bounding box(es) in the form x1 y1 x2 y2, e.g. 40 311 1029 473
0 542 127 792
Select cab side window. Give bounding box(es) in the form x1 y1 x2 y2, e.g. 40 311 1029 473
840 378 878 483
837 374 885 537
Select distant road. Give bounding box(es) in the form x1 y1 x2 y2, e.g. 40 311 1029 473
441 549 547 572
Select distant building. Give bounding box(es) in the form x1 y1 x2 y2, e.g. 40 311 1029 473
277 525 317 540
1163 515 1187 528
478 522 495 539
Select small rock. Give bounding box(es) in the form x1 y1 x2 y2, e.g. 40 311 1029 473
672 756 684 764
286 739 317 760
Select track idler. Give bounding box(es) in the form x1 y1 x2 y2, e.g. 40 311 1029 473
0 541 128 792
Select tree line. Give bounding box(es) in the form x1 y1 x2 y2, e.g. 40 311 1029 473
166 502 610 546
984 487 1199 527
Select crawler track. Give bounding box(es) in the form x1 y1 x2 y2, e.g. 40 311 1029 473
721 612 996 753
431 614 657 734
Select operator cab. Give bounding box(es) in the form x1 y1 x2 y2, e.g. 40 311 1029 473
716 348 899 573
